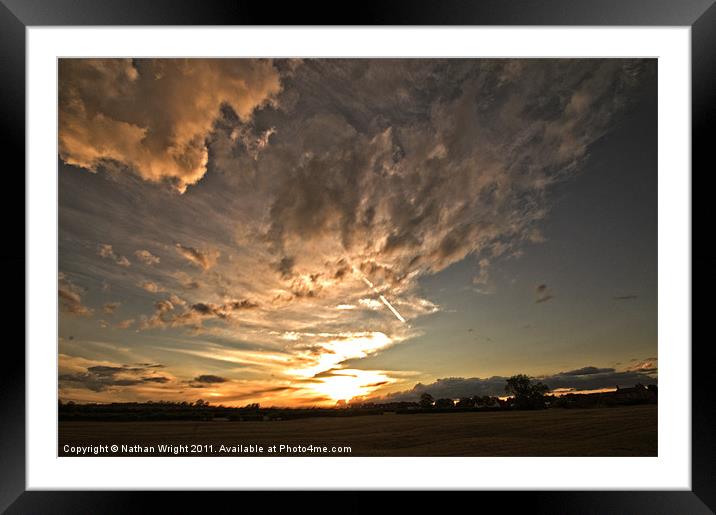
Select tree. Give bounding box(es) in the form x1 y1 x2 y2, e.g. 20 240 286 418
435 398 455 409
456 397 475 408
505 374 549 409
473 395 496 408
419 392 434 408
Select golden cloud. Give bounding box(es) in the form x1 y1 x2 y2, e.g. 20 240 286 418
59 59 282 192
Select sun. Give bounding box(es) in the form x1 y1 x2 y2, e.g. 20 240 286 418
310 369 391 403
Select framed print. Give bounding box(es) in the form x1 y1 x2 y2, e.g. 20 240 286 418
3 0 713 512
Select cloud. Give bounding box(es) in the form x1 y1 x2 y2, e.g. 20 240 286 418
246 60 652 293
139 281 165 293
189 299 258 319
359 298 383 310
624 358 658 374
115 319 135 329
97 244 130 267
134 249 160 265
58 273 92 316
535 284 555 304
472 258 495 294
193 374 228 384
156 60 650 350
170 271 201 290
59 59 283 193
57 353 333 406
378 362 658 401
155 329 409 403
138 299 178 329
175 244 219 271
613 294 638 300
58 59 655 406
274 256 295 279
59 357 172 392
138 296 258 330
558 366 614 375
102 302 120 314
472 258 491 285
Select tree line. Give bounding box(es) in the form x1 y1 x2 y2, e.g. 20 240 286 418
418 374 550 410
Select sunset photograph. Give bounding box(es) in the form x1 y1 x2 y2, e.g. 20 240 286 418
57 57 657 456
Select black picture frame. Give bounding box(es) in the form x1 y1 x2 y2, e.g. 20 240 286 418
2 0 712 512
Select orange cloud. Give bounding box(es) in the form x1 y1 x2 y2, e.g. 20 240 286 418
59 59 282 193
58 273 92 316
175 243 219 271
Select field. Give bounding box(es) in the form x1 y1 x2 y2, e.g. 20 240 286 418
59 405 657 457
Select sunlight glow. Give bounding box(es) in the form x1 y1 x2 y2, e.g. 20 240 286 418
284 331 395 402
310 369 393 402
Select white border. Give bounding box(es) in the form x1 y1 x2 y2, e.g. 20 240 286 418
27 27 691 490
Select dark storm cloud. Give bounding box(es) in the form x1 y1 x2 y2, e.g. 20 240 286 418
59 362 172 392
187 374 230 388
190 299 258 319
193 374 228 384
379 363 658 401
382 376 508 401
140 376 171 384
540 369 657 391
559 366 614 376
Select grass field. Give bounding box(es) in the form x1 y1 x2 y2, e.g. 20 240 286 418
58 405 657 457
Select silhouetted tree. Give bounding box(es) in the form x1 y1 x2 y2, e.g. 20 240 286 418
419 392 434 408
505 374 549 409
435 398 454 409
473 395 497 408
457 397 475 408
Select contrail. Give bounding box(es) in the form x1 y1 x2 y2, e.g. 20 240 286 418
378 294 407 323
354 268 407 324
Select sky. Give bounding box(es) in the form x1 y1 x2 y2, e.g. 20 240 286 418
58 58 658 406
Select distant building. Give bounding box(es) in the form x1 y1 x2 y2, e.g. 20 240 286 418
614 384 656 402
